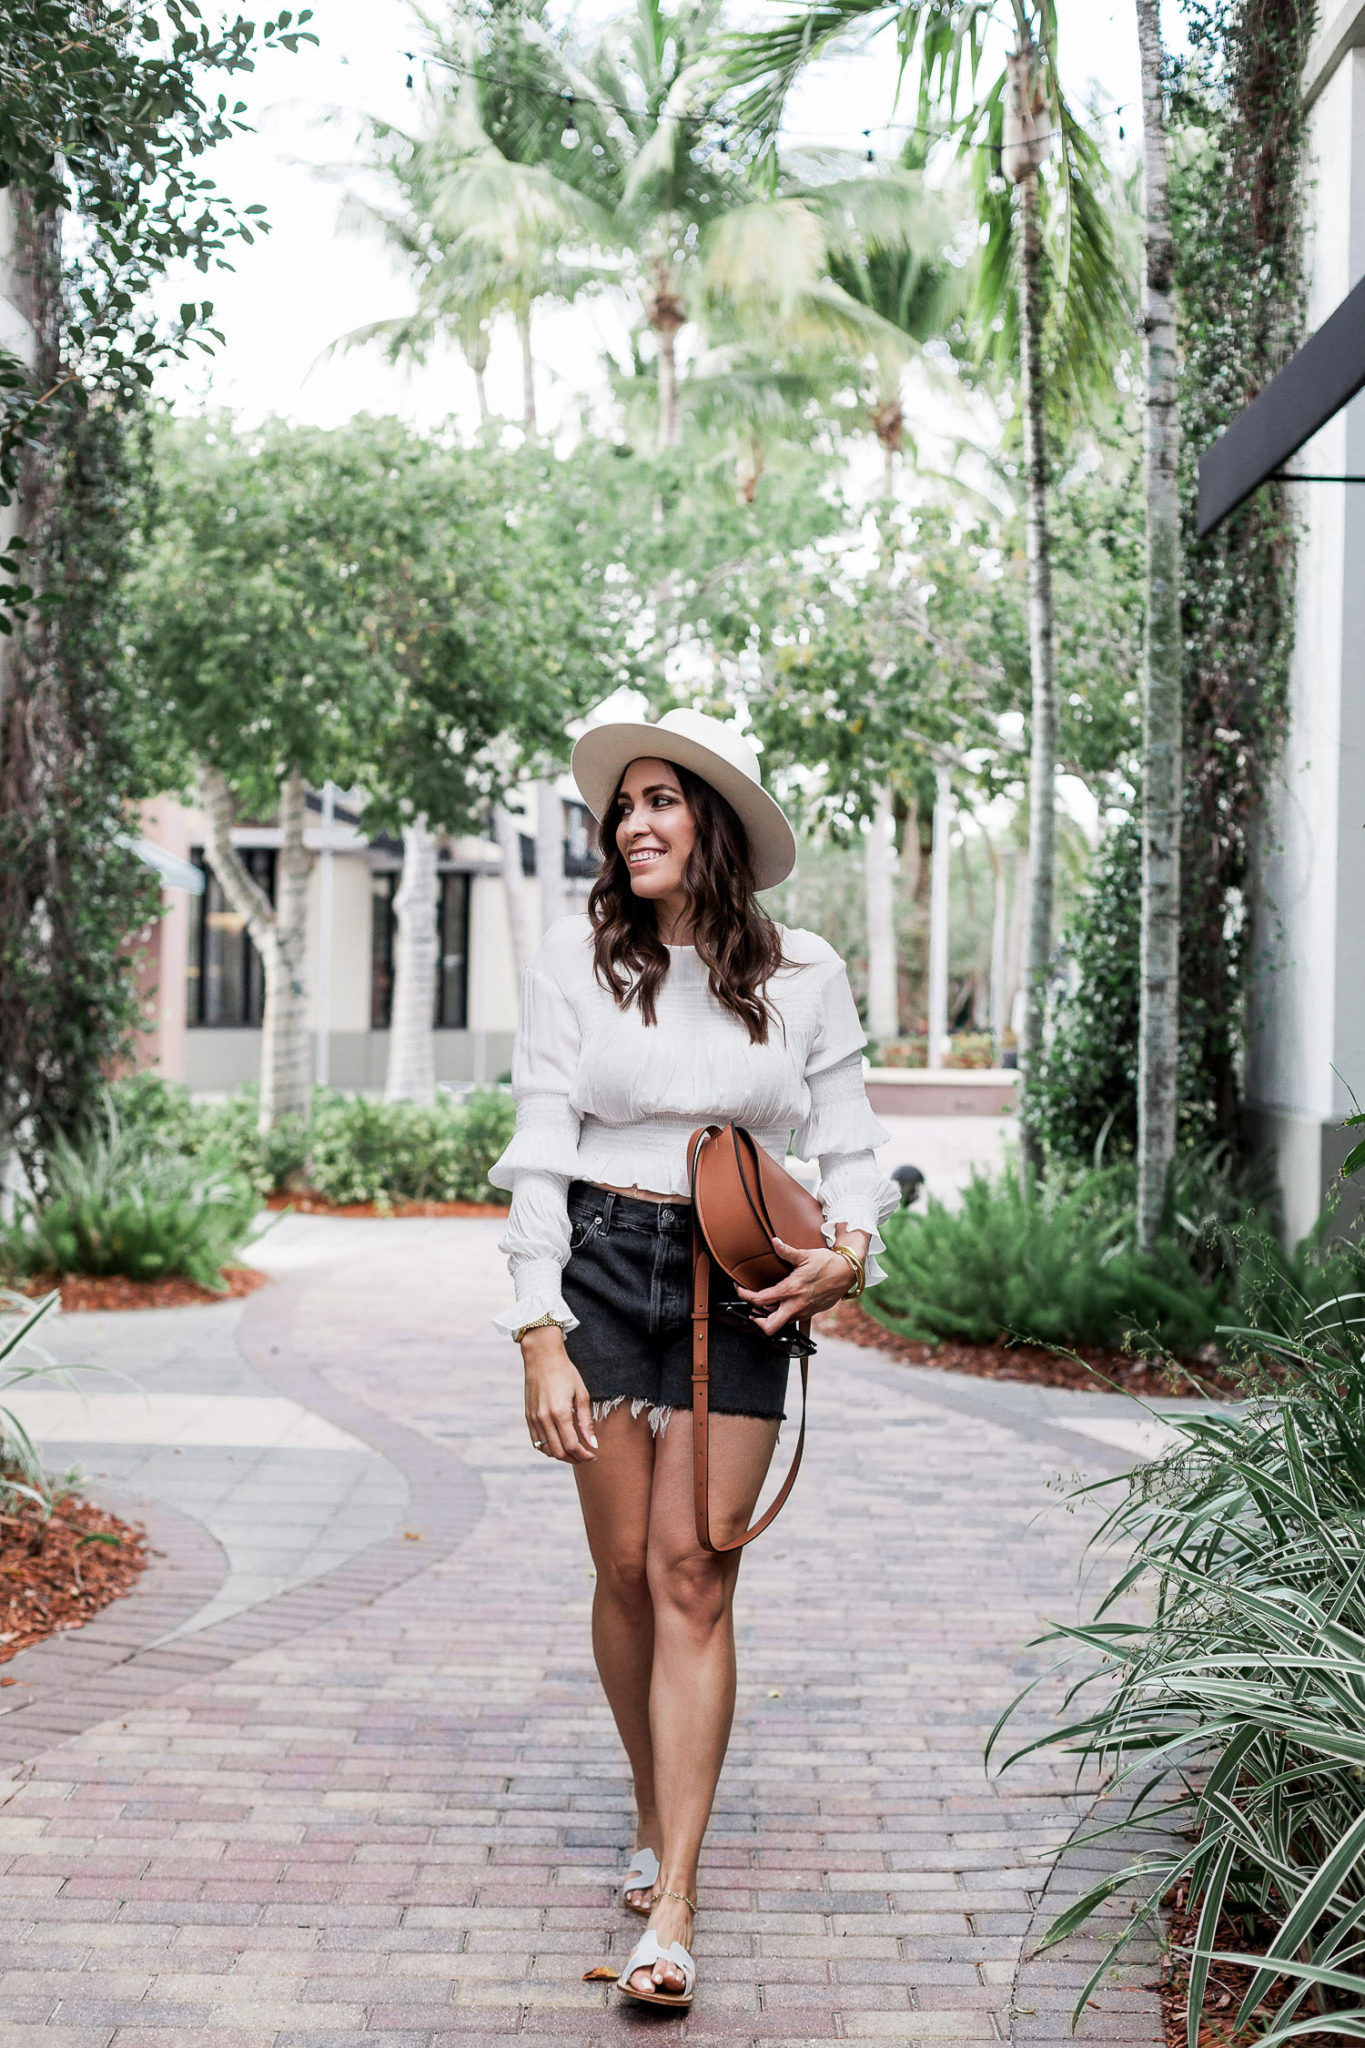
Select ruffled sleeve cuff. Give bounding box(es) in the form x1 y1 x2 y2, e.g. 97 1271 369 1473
816 1153 901 1288
491 1257 580 1338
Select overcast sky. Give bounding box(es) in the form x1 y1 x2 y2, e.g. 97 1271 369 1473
155 0 1175 440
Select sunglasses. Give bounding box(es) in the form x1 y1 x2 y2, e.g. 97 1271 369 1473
715 1299 818 1359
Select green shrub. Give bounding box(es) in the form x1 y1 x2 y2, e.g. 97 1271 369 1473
304 1091 515 1206
867 1163 1224 1354
0 1110 258 1289
990 1298 1365 2041
109 1074 312 1198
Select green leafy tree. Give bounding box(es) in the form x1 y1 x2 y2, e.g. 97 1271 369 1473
135 415 624 1128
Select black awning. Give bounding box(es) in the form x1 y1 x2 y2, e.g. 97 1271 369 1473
1197 271 1365 536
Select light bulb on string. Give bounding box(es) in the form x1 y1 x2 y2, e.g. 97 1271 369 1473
560 92 580 148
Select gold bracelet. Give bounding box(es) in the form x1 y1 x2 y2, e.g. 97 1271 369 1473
512 1312 565 1344
829 1244 866 1299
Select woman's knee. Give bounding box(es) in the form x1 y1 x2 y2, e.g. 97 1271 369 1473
647 1543 730 1633
596 1546 652 1614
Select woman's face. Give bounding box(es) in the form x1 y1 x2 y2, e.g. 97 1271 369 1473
614 757 697 906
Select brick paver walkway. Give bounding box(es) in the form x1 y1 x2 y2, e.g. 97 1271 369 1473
0 1222 1162 2044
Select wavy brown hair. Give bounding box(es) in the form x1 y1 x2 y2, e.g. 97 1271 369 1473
587 761 790 1044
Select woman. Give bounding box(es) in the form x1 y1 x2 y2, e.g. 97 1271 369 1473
488 709 897 2010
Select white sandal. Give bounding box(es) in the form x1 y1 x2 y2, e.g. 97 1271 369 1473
620 1845 659 1916
615 1888 696 2009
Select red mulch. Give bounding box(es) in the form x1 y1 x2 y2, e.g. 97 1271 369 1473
1160 1876 1348 2047
818 1296 1242 1400
264 1192 509 1218
9 1266 270 1313
0 1491 149 1665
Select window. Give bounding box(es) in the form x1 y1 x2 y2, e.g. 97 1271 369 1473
369 870 470 1030
370 871 397 1030
436 871 470 1029
187 848 275 1027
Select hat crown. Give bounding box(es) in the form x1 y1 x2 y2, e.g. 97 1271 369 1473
654 708 762 788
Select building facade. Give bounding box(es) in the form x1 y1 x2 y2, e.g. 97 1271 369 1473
134 783 597 1097
1244 7 1365 1239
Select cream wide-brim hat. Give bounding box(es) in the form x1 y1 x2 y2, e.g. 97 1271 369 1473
570 708 797 892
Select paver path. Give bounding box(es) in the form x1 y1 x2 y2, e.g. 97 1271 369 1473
0 1222 1163 2044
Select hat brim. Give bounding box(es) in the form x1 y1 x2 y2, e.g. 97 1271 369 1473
570 721 797 892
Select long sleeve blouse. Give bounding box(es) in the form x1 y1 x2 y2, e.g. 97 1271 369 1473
488 914 899 1336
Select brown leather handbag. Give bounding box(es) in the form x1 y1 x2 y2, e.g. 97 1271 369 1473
686 1124 827 1553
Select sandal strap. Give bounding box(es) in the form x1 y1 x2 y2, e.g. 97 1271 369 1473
621 1847 659 1895
621 1929 696 1996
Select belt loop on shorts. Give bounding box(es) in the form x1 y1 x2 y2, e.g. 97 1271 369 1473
601 1191 617 1234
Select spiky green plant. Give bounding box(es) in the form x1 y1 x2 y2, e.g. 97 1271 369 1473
989 1295 1365 2043
0 1106 258 1291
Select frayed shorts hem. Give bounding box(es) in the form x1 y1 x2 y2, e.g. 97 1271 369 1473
590 1395 783 1439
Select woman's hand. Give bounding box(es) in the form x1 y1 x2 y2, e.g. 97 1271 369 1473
522 1326 598 1463
735 1235 863 1336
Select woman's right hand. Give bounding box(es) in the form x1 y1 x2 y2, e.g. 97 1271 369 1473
522 1328 598 1462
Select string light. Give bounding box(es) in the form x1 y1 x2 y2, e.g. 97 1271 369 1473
401 49 1135 159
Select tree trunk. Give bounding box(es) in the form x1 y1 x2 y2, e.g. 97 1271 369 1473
492 800 532 983
1015 158 1058 1184
471 333 491 423
534 780 565 936
1135 0 1183 1250
985 832 1010 1054
516 308 537 441
864 783 898 1045
385 818 439 1105
199 764 311 1134
926 765 952 1069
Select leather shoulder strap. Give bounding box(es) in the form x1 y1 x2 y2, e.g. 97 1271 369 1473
691 1214 810 1555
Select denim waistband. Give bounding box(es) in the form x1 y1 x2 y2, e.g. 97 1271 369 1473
567 1179 693 1237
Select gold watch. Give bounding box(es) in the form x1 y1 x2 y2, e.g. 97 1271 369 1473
512 1311 566 1344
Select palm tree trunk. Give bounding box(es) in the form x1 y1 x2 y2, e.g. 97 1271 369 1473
1135 0 1182 1249
864 784 898 1045
385 819 439 1105
472 359 490 423
199 764 311 1134
492 800 532 983
516 308 537 441
658 323 680 450
1015 160 1058 1185
926 765 952 1069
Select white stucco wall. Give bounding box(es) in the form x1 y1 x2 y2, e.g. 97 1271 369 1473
1245 42 1365 1236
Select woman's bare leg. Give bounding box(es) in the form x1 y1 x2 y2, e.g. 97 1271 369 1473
572 1404 659 1906
627 1409 780 1994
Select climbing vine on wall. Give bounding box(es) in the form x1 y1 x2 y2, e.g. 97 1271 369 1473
1172 0 1313 1151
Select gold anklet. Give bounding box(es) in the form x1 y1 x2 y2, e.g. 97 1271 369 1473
653 1886 697 1913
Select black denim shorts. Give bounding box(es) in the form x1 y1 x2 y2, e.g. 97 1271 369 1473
561 1180 791 1422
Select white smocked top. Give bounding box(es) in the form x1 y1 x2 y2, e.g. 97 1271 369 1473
488 913 900 1335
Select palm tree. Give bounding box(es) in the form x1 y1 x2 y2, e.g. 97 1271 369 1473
728 0 1130 1179
342 26 612 436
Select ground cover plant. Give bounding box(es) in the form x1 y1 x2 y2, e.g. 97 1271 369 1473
0 1291 149 1646
987 1286 1365 2044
